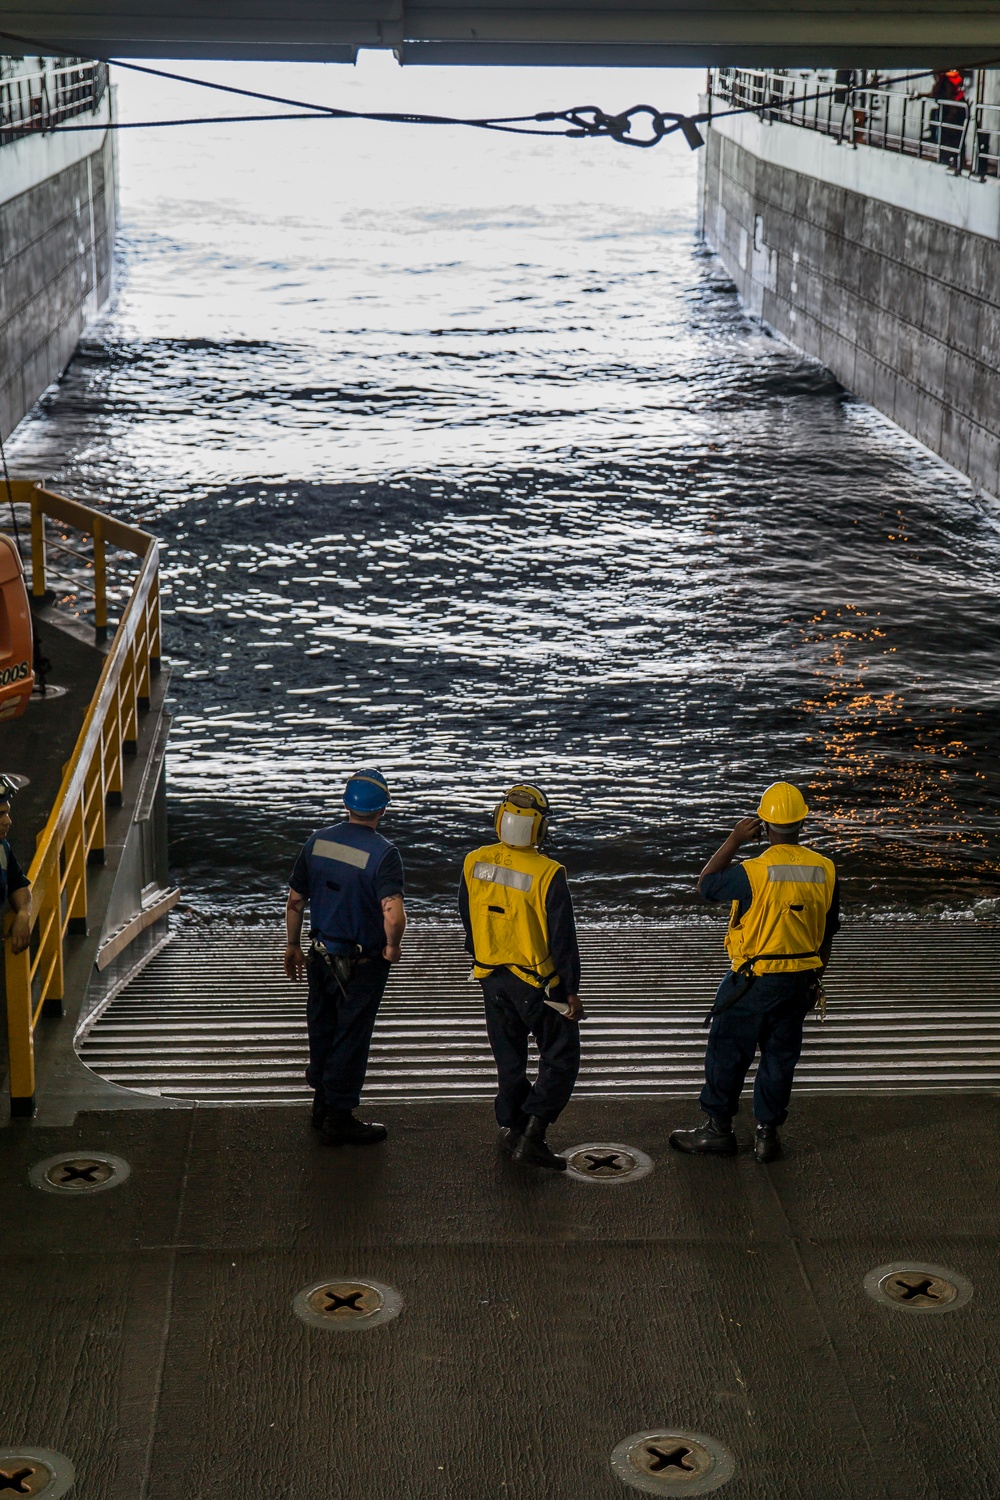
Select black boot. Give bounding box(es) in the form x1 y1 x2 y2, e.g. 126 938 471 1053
310 1088 326 1129
754 1123 781 1163
321 1110 388 1147
498 1113 530 1157
669 1115 738 1156
512 1115 567 1171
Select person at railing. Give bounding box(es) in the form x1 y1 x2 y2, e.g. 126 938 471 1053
0 775 31 957
284 768 406 1147
834 69 855 105
928 70 968 169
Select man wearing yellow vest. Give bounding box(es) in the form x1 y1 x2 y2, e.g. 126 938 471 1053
458 784 584 1171
671 781 840 1163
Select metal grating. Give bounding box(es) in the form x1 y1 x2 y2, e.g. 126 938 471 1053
77 923 1000 1104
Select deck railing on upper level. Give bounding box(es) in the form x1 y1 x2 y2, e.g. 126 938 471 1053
0 59 109 149
713 68 1000 181
4 480 161 1116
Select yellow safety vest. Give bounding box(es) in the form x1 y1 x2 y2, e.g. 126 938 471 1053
725 843 836 975
463 841 563 989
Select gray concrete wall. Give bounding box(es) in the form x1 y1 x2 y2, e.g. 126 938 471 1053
701 122 1000 499
0 128 116 441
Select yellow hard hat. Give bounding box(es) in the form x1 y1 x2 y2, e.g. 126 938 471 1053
757 781 809 824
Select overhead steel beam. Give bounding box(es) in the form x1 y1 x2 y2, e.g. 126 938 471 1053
2 2 999 64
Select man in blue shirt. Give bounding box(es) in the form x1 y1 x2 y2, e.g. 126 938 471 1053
285 768 406 1146
0 775 32 957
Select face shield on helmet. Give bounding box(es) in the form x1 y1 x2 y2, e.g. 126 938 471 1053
493 783 550 849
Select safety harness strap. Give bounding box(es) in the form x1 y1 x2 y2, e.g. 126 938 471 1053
703 950 822 1026
741 949 820 969
472 956 553 990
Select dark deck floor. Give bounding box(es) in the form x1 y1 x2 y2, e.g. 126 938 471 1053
2 1092 997 1499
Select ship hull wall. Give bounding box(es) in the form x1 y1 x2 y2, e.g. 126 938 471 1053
0 124 116 442
701 107 1000 498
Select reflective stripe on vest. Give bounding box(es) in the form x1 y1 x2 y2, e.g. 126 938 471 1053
464 841 561 988
766 864 827 883
725 843 836 975
472 861 533 893
313 838 370 870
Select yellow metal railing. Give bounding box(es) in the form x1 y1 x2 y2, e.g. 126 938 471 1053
5 481 161 1115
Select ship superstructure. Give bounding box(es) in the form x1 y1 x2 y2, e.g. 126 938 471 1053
0 54 115 439
701 65 1000 497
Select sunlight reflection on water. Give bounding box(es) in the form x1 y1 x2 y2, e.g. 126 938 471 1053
10 59 1000 918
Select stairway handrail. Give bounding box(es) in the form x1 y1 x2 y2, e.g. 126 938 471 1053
5 481 162 1116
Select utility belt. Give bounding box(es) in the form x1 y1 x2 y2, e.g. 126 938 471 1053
473 958 557 994
309 939 378 992
704 950 822 1027
475 961 578 1019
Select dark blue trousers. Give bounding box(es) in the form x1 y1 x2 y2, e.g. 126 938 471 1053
481 969 581 1131
699 970 817 1127
305 954 391 1113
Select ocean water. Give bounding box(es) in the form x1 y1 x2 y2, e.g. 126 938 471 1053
10 58 1000 920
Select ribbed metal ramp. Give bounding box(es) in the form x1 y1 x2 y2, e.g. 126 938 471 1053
78 923 1000 1103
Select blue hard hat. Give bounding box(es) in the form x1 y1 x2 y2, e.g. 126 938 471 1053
343 768 390 813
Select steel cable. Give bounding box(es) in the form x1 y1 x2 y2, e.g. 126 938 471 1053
3 29 997 152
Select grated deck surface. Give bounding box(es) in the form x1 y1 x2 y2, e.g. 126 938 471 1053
76 922 1000 1103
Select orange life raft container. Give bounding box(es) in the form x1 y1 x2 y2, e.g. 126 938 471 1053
0 533 34 720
